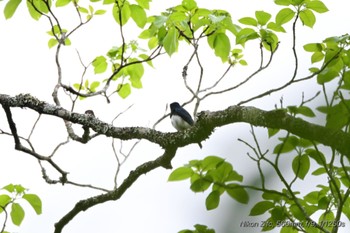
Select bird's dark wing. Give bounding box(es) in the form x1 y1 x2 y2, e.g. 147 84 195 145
174 107 194 126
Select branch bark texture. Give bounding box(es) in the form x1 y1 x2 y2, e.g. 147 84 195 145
1 93 350 233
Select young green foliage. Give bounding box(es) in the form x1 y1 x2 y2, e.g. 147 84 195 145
0 184 42 231
169 156 248 211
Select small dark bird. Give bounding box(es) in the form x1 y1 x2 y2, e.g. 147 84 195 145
85 110 95 117
170 102 202 148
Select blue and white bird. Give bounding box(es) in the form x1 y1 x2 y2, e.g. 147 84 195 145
170 102 202 148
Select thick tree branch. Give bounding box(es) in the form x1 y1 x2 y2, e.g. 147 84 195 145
2 93 350 232
1 93 350 157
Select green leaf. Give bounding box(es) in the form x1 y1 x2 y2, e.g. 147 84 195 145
319 211 334 231
168 167 193 181
117 83 131 99
296 106 315 117
235 28 259 46
206 190 220 210
312 167 327 176
299 9 316 28
136 0 150 9
89 81 100 92
213 33 230 63
56 0 71 7
113 2 131 26
126 64 143 88
190 178 211 192
268 128 280 138
239 60 248 66
304 191 319 204
303 43 324 52
163 27 179 56
94 9 106 15
317 68 339 84
255 11 271 26
209 14 225 24
4 0 22 19
292 154 310 180
0 194 11 207
226 184 249 204
2 184 15 192
130 4 147 28
23 194 42 215
48 38 58 48
78 7 88 14
182 0 197 11
305 1 329 13
13 185 25 194
274 0 291 6
11 203 25 226
249 201 274 216
201 156 225 171
273 136 299 154
311 52 324 63
92 56 108 74
305 149 326 165
238 17 257 26
275 8 295 25
267 22 286 33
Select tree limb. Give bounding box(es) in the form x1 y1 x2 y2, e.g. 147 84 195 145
1 93 350 157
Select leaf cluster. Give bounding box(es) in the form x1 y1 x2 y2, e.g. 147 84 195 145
168 155 248 211
0 184 42 232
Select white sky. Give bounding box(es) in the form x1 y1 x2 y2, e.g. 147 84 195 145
0 0 349 233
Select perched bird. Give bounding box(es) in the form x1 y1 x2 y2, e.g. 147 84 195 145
170 102 202 148
85 110 95 117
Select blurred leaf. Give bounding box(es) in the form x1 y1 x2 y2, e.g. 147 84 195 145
94 9 106 15
2 184 15 192
275 8 295 25
168 167 193 181
0 194 11 207
249 201 274 216
23 194 42 215
163 27 179 56
238 17 257 26
117 83 131 98
304 191 318 204
56 0 71 7
303 43 324 52
268 128 280 138
311 52 324 63
206 190 220 210
190 178 211 192
312 167 327 176
130 4 147 28
305 1 329 13
113 2 131 25
235 28 259 46
48 38 58 48
89 81 100 92
255 11 271 26
305 149 326 165
292 154 310 180
226 184 249 204
136 0 150 9
273 136 299 154
299 9 316 28
213 33 230 62
92 56 108 74
4 0 22 19
11 203 25 226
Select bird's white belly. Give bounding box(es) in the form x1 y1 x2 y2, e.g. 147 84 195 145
171 115 191 131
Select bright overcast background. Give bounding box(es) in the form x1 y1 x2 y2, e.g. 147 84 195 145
0 0 349 233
